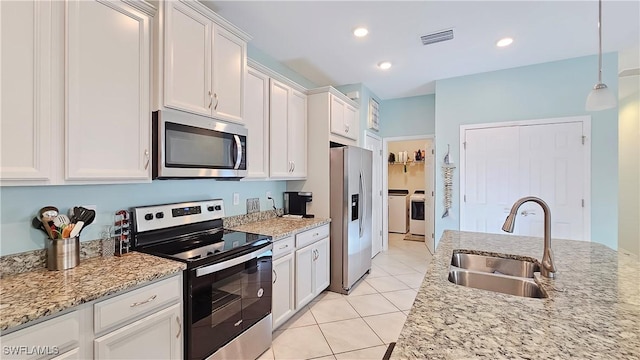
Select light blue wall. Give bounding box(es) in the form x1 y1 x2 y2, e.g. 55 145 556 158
248 44 317 89
434 53 619 249
0 180 286 256
380 95 436 138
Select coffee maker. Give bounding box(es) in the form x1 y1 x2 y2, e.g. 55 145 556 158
283 192 313 218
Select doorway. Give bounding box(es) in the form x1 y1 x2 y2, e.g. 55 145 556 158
364 132 383 258
383 136 435 254
460 116 591 241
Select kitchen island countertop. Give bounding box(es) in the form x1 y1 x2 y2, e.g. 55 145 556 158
0 252 185 333
392 230 639 359
229 217 331 240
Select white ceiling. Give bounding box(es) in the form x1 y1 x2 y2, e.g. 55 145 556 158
207 1 640 100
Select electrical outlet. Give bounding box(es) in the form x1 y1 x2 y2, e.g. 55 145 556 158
246 198 260 214
266 191 272 199
233 193 240 205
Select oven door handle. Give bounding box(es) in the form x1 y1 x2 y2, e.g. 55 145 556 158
195 243 273 277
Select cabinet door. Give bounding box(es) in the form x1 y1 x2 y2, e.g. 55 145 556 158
313 237 330 295
51 348 80 360
288 88 307 178
344 104 357 140
0 0 52 182
212 25 245 124
244 68 269 178
269 79 290 177
272 253 295 329
295 244 314 309
329 95 345 137
66 0 151 181
164 1 212 117
94 304 182 360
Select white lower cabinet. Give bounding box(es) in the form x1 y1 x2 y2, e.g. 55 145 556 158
295 236 330 309
0 275 183 360
94 303 182 360
272 252 295 329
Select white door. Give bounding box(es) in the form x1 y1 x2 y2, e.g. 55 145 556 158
288 89 307 178
272 253 294 329
94 304 182 359
211 25 245 124
364 132 383 257
66 0 151 181
0 0 52 181
294 244 314 308
518 123 585 240
164 1 212 116
462 121 586 240
424 140 435 254
330 95 345 136
269 80 289 177
313 237 330 294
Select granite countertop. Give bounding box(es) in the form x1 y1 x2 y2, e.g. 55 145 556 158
229 217 331 240
0 252 185 333
392 230 640 359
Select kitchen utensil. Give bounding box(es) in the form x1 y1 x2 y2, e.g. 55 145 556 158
53 214 70 228
70 221 84 238
31 217 49 236
444 144 451 165
38 206 59 239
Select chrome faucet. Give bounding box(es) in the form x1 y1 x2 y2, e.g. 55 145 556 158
502 196 556 278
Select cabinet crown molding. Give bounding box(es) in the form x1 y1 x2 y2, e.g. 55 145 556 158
247 58 308 94
186 0 252 41
307 86 359 109
122 0 157 16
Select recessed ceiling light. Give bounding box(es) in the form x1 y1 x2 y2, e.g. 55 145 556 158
353 27 368 37
378 61 392 70
496 37 514 47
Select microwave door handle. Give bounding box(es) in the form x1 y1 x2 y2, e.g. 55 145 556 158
196 244 273 277
233 135 242 170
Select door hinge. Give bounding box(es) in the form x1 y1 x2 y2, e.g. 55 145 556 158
431 233 434 239
431 191 434 196
582 135 586 145
464 195 467 202
581 199 585 207
379 149 383 156
463 142 467 150
431 149 434 155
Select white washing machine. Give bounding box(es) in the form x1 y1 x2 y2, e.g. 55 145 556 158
388 190 409 233
410 190 425 235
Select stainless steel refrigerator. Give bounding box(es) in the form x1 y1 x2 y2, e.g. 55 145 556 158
329 146 373 294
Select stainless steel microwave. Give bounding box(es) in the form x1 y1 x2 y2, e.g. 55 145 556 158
152 110 247 179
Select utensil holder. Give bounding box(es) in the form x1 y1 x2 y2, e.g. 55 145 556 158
46 236 80 270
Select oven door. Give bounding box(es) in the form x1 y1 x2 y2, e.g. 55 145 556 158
153 110 247 179
187 244 272 360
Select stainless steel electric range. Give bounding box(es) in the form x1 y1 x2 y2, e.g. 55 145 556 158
131 199 273 360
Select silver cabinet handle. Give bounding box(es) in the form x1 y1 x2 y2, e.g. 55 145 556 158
288 161 293 172
130 294 157 307
213 93 219 110
176 316 182 339
345 125 349 133
278 244 288 250
144 150 150 170
292 162 295 172
208 91 213 109
272 269 277 284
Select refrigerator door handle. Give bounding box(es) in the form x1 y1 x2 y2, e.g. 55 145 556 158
359 171 365 238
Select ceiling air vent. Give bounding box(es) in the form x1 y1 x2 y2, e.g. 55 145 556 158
420 28 454 46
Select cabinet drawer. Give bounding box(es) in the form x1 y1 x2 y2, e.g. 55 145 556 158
1 311 79 360
272 236 295 259
295 224 329 249
94 275 181 334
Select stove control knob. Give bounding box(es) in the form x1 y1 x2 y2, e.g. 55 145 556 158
144 213 153 221
207 206 214 212
214 205 222 211
155 212 164 219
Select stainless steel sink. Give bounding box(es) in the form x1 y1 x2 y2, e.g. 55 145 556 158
451 252 540 278
448 270 547 298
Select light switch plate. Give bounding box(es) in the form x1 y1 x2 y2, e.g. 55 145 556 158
233 193 240 205
246 198 260 214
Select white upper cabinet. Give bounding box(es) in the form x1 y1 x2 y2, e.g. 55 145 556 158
269 79 307 179
244 67 270 178
329 93 358 141
66 0 152 181
162 1 248 124
164 1 212 117
0 0 53 182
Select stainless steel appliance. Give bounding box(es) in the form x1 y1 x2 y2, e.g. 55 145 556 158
329 146 373 294
131 199 272 360
283 191 313 218
152 109 247 179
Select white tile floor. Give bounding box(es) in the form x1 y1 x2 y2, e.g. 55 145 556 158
258 233 433 360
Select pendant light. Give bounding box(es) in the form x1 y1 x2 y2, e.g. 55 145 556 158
585 0 616 111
